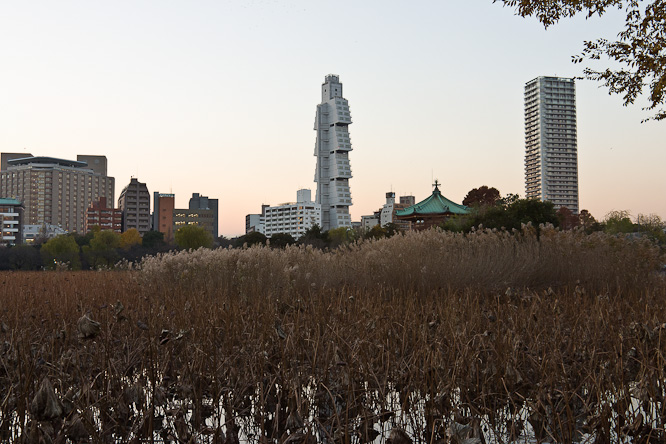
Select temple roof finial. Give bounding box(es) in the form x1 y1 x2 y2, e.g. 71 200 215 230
433 179 440 193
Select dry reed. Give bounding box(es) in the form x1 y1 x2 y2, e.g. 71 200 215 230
0 228 664 443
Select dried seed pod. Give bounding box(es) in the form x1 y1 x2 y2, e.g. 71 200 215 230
65 414 90 442
77 314 100 339
137 320 149 331
285 410 304 431
114 301 126 320
30 377 63 421
387 428 412 444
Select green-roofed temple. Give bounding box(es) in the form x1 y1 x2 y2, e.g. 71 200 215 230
395 180 469 230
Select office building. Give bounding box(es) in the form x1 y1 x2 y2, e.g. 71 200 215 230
314 74 353 230
153 193 175 242
259 189 321 239
173 208 216 239
189 193 219 239
525 76 579 213
118 178 151 235
85 197 122 233
0 154 114 233
0 198 23 246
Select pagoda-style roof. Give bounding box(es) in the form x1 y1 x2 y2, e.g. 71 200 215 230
396 181 469 217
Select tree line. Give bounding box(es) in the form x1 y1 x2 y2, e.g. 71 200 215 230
1 186 663 270
0 223 213 271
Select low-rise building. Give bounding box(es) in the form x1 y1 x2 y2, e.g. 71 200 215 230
22 224 67 244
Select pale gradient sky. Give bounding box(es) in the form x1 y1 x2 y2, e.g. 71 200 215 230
1 1 664 237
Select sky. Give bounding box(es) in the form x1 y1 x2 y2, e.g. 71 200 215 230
1 1 664 237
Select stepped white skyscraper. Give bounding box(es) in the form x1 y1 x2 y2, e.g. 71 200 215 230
314 74 353 230
524 76 579 213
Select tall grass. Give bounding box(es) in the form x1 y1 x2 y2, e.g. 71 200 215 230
0 228 664 443
139 226 661 295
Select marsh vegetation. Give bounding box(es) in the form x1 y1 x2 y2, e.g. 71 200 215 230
1 227 664 443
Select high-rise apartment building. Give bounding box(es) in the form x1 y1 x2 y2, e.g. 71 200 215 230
0 154 114 233
118 178 151 235
314 74 353 230
524 77 579 213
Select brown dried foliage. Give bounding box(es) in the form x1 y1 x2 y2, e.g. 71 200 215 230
0 228 664 443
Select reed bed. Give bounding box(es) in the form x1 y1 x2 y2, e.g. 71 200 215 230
0 228 664 443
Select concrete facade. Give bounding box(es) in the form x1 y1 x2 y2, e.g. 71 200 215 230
525 77 579 213
173 208 215 239
86 196 122 233
189 193 219 239
153 193 175 242
0 154 114 233
259 189 321 239
0 198 23 246
22 224 67 244
314 74 353 230
118 178 151 235
245 213 262 234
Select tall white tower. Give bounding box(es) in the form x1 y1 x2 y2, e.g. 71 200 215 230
314 74 353 230
524 76 579 213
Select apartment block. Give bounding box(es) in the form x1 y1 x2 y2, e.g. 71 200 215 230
259 189 321 239
525 77 579 213
85 197 122 233
118 178 151 235
0 198 23 246
0 153 114 233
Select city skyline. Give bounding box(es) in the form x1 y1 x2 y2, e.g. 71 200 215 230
1 1 664 237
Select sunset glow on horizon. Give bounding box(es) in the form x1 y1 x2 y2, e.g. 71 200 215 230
2 1 663 237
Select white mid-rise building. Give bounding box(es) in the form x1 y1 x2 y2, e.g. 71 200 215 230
260 189 321 240
0 198 23 246
314 74 353 231
524 76 579 213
